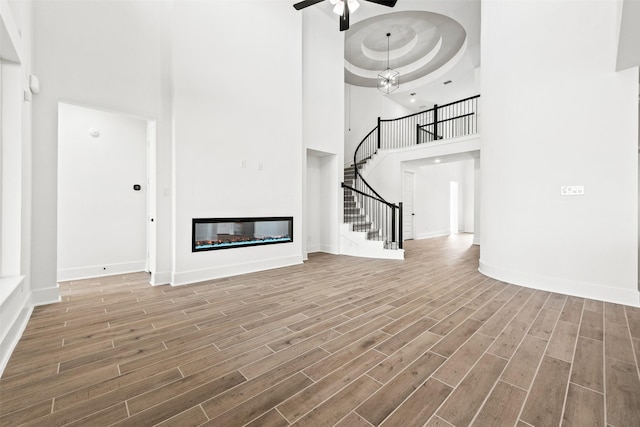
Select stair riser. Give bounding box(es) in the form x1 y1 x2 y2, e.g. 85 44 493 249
353 225 373 231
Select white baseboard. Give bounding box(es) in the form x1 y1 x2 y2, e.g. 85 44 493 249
0 279 59 377
0 304 33 377
307 243 322 253
307 244 340 255
150 271 171 286
479 259 640 308
415 230 451 240
31 285 62 306
57 261 146 282
170 255 304 287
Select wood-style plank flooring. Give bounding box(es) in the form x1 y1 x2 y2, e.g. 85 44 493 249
1 234 639 426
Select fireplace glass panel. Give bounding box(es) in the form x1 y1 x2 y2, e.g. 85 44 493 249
192 217 293 251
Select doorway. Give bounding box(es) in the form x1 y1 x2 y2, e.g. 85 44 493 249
403 170 415 240
57 103 154 281
450 181 459 234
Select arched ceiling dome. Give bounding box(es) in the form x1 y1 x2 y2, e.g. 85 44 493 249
345 11 466 88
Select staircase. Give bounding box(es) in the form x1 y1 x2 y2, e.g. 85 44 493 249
340 95 480 260
343 166 375 236
340 165 404 260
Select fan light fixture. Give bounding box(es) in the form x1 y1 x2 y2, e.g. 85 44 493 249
378 33 399 94
330 0 359 15
293 0 397 32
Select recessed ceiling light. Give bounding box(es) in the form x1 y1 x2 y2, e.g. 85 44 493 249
435 158 441 163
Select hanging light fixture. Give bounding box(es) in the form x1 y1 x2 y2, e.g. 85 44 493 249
378 32 399 94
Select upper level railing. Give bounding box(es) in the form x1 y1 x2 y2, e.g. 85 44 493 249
355 95 479 172
347 95 480 250
382 95 480 149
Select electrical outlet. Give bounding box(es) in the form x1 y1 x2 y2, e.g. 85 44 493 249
241 160 247 168
560 185 584 196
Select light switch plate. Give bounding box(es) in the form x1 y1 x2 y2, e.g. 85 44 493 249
560 185 584 196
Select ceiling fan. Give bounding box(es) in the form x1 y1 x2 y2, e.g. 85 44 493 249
293 0 397 31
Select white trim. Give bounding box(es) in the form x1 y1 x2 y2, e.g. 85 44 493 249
416 230 451 240
307 244 340 255
306 243 322 253
479 259 640 308
57 261 147 282
0 275 25 307
359 135 480 179
150 271 171 286
31 285 62 306
402 169 416 241
0 0 23 63
0 305 32 377
170 255 304 287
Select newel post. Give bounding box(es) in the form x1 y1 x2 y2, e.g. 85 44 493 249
377 117 381 150
433 104 439 141
398 202 403 249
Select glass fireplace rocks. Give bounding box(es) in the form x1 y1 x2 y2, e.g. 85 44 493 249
192 217 293 252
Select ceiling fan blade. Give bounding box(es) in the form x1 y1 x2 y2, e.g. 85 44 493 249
364 0 398 7
293 0 325 10
340 1 350 31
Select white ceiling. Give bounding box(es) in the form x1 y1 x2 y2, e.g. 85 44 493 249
344 11 467 90
315 0 482 112
309 0 638 112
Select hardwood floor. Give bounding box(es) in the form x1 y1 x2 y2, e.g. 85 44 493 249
1 234 639 426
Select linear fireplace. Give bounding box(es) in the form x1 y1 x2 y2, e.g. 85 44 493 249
192 217 293 252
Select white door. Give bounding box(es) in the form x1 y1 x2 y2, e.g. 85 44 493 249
403 170 415 240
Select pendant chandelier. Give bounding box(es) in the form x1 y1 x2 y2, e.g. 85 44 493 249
377 32 399 94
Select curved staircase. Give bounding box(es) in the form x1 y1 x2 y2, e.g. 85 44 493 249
340 95 480 260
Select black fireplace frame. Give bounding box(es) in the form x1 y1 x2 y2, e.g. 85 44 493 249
192 216 293 252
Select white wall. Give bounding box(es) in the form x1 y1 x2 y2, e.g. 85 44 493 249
363 136 480 203
480 0 639 306
303 8 344 257
617 0 640 70
32 0 171 290
307 155 324 253
345 84 413 164
306 153 338 254
357 136 479 242
0 0 34 375
473 157 481 245
57 104 148 281
170 1 304 285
